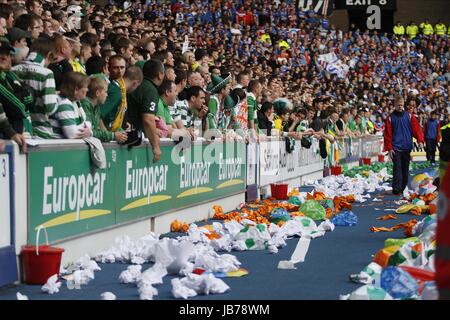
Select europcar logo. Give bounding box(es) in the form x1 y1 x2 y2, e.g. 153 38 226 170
39 166 111 229
121 161 171 211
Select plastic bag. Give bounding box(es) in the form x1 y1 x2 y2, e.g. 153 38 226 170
384 237 419 248
411 198 425 206
411 173 433 190
349 262 382 285
387 243 423 267
421 281 438 300
234 224 271 250
374 246 400 268
269 208 290 224
299 200 326 220
318 199 334 211
345 285 393 300
330 210 358 226
412 215 437 236
380 266 419 299
288 196 302 206
418 182 437 196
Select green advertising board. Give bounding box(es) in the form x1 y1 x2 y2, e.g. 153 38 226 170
28 141 246 243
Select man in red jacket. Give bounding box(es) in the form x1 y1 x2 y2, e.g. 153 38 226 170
384 96 424 195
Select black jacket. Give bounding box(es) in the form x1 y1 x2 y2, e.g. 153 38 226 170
257 111 273 136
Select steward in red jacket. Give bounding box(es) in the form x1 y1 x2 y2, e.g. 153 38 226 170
384 96 424 195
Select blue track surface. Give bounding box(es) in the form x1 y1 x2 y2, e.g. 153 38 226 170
0 166 437 300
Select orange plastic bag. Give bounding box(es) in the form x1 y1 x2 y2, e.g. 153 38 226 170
205 231 221 240
377 214 398 221
290 211 305 217
420 193 437 204
170 219 189 233
325 208 334 219
333 196 353 213
307 191 327 201
371 219 418 235
374 246 400 268
410 207 422 216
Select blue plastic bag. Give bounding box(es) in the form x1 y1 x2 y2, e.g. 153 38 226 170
380 266 419 299
270 208 290 224
330 210 358 226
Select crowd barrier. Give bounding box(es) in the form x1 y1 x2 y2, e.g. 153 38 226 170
336 135 384 164
26 139 247 243
258 138 324 188
0 134 384 283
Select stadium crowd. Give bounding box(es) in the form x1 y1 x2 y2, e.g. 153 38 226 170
0 0 448 164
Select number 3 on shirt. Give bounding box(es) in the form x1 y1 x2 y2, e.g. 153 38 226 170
149 102 156 112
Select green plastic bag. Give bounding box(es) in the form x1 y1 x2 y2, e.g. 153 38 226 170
288 196 302 206
319 199 334 211
384 237 420 248
300 200 326 220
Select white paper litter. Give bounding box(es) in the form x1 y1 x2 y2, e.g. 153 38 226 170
66 269 95 289
101 292 116 300
119 265 142 284
76 254 101 271
318 220 335 232
171 278 198 299
138 282 158 300
277 260 296 269
16 292 28 300
312 170 391 201
268 244 279 254
278 236 311 269
94 233 160 264
153 238 195 275
41 274 61 294
193 245 241 273
135 263 167 300
372 198 382 202
139 263 167 286
171 273 229 299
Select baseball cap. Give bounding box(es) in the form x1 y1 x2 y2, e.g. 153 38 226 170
0 40 15 54
7 27 31 44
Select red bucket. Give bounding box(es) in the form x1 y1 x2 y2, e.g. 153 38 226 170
21 226 64 285
362 157 371 165
270 183 288 200
330 166 342 175
378 154 385 163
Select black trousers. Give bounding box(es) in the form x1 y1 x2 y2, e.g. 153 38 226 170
426 138 437 163
392 150 411 193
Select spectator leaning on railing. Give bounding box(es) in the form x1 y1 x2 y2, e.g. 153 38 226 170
0 0 447 162
81 75 127 143
127 59 163 163
50 71 92 139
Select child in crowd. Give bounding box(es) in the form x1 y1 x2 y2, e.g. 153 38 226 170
50 72 92 139
81 76 128 143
